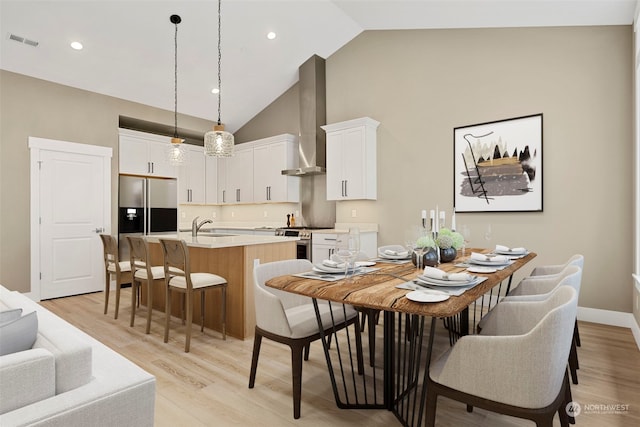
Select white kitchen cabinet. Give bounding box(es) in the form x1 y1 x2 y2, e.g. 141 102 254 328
118 129 177 178
311 233 338 263
222 144 253 203
252 135 300 203
205 154 218 204
178 145 205 204
322 117 379 200
311 230 378 263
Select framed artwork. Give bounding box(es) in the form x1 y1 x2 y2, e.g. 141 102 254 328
453 114 543 213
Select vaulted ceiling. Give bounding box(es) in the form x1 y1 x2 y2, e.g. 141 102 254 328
1 1 636 132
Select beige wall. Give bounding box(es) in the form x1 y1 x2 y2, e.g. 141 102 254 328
0 71 214 293
1 25 635 314
325 26 633 313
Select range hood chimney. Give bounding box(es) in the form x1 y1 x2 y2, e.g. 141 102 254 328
282 55 326 176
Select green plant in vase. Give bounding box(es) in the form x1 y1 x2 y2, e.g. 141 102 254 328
412 235 438 268
436 228 464 263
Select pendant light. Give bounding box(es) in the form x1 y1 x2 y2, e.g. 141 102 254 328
204 0 234 157
166 14 187 165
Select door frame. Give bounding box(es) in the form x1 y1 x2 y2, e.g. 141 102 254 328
29 137 112 301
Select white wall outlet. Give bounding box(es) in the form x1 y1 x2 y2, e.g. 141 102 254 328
351 209 357 218
212 211 217 219
181 211 186 219
231 211 235 218
295 210 299 217
263 211 268 218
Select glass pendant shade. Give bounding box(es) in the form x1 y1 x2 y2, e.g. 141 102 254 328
166 137 187 165
204 124 234 157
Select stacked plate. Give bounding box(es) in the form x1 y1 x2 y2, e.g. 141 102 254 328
377 245 411 260
415 274 479 288
312 261 374 274
469 252 512 267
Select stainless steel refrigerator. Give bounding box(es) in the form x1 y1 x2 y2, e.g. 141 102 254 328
118 175 178 260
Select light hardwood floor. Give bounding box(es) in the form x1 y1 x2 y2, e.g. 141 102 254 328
40 290 640 426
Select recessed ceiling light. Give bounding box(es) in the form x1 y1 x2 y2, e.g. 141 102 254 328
70 41 83 50
266 32 276 40
211 88 220 94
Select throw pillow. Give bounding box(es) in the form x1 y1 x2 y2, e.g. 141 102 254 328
0 311 38 356
0 309 23 326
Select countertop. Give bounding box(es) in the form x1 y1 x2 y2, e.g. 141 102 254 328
145 232 299 249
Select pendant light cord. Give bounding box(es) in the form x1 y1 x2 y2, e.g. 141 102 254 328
217 0 222 126
174 17 179 138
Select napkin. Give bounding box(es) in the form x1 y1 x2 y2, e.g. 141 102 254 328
322 259 345 268
471 252 510 263
495 244 526 254
422 266 473 282
384 249 409 257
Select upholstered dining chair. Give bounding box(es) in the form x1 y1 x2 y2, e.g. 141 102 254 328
426 285 579 427
506 263 583 384
99 234 132 319
159 238 227 353
126 236 165 334
249 259 364 419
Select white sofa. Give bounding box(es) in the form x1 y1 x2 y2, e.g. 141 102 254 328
0 285 156 426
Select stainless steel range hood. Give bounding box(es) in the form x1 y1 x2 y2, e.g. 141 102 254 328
282 55 326 176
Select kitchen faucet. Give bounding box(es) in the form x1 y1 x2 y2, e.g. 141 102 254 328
192 216 213 237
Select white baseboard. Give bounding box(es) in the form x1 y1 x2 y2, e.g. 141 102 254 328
578 307 640 350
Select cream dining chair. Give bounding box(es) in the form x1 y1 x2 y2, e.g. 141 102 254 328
99 234 132 319
159 238 228 353
426 285 579 427
248 259 364 419
126 236 165 334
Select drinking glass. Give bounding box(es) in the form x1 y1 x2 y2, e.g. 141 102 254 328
335 228 360 280
406 226 427 271
484 224 492 247
460 224 471 256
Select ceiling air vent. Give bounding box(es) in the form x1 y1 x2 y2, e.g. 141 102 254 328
7 33 39 47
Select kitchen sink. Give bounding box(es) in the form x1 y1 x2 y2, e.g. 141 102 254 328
198 232 238 237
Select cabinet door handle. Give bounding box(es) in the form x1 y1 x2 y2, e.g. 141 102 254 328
344 180 348 197
147 162 151 174
151 162 154 174
222 190 226 203
236 189 240 202
266 186 269 201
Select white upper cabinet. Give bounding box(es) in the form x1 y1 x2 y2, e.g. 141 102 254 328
252 134 300 203
118 129 177 178
205 154 218 204
322 117 379 200
224 144 253 203
178 145 205 204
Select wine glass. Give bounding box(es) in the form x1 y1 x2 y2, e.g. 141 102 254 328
406 226 428 271
335 228 360 280
460 224 471 256
484 224 492 248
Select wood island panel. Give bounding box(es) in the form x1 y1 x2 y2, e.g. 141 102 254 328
146 240 296 340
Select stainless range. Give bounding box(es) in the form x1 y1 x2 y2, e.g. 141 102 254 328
275 227 313 260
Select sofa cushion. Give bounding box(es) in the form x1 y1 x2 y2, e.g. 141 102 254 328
0 311 38 356
0 348 56 415
34 328 92 394
0 309 23 325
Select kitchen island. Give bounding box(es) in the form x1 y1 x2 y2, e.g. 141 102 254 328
145 233 298 340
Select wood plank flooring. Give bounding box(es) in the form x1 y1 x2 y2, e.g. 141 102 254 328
40 290 640 426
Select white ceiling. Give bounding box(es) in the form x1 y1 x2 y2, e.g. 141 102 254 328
0 0 636 133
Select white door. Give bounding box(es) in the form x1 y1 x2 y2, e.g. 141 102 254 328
30 137 111 300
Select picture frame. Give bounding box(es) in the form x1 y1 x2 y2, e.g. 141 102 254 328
453 114 543 213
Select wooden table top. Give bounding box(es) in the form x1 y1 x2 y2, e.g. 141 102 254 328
266 249 536 318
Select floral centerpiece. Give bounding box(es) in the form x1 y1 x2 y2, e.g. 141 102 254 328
436 228 464 262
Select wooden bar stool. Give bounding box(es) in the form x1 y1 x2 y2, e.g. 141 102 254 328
159 239 228 353
99 234 132 319
126 236 165 334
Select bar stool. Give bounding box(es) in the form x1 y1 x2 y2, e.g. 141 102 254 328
159 239 228 352
126 236 165 334
99 234 132 319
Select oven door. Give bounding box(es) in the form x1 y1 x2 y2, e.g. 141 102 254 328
296 239 311 260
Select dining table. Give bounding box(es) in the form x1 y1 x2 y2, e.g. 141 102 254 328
265 248 536 427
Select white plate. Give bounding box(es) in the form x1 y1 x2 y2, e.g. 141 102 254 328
406 290 450 303
313 264 359 274
416 276 477 287
495 249 527 256
469 259 511 266
467 266 498 273
355 261 376 267
378 252 410 260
